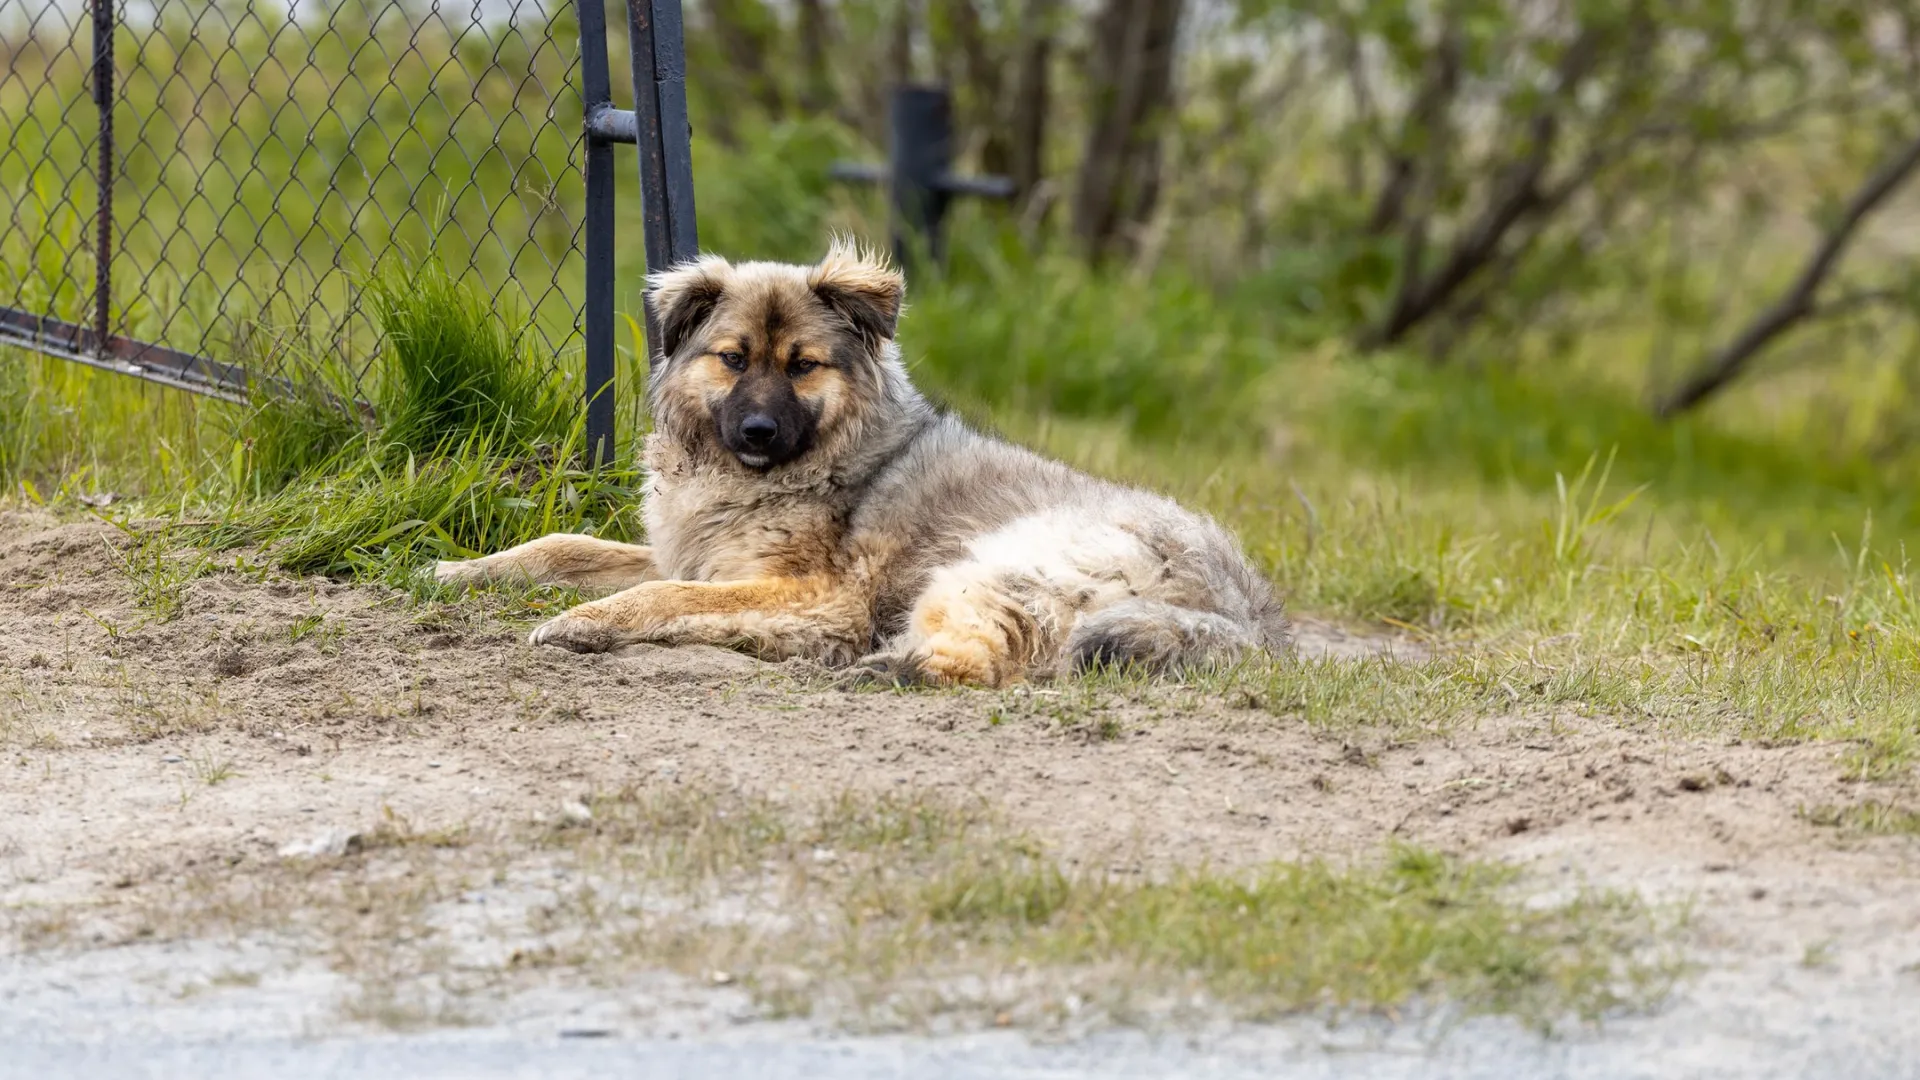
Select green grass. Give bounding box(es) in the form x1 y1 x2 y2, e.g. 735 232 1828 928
1801 801 1920 837
206 430 640 581
108 785 1671 1030
577 785 1674 1027
363 258 573 458
105 524 213 624
3 257 642 586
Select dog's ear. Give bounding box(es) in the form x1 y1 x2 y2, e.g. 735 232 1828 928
808 237 904 350
646 256 731 360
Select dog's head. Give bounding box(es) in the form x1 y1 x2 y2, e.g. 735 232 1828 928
645 238 905 471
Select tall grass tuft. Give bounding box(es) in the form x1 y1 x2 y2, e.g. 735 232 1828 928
365 258 571 459
0 355 27 486
192 260 634 577
230 381 367 495
224 325 369 495
206 427 641 581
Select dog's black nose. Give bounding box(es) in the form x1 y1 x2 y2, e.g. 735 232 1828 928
740 414 778 447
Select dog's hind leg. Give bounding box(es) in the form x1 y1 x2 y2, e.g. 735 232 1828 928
853 565 1047 689
434 534 659 591
528 575 870 665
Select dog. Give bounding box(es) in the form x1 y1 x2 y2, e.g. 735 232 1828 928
433 240 1288 687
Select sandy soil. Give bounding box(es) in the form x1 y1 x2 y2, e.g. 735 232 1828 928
4 507 1919 1070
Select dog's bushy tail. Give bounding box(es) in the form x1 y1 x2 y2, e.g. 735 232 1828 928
1065 598 1284 676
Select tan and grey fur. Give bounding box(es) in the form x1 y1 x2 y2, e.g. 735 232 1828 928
435 240 1287 687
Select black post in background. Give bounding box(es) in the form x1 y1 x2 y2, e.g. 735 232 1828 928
91 0 114 359
888 86 951 270
828 87 1013 274
628 0 698 371
577 0 618 467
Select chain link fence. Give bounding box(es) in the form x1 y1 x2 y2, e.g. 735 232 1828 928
0 0 589 405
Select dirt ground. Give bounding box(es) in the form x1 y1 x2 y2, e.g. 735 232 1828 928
4 507 1920 1070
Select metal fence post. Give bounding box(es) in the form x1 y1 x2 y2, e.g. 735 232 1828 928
574 0 698 454
828 86 1015 274
91 0 114 360
578 0 618 467
628 0 698 370
888 86 950 269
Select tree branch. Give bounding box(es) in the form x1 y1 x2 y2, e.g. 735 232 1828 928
1655 130 1920 417
1366 18 1461 237
1364 26 1604 348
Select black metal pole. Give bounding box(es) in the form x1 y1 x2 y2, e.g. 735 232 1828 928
888 85 952 271
649 0 698 265
628 0 697 371
91 0 114 359
577 0 617 467
826 86 1013 273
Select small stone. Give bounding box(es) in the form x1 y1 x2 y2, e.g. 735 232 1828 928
277 829 363 859
560 800 593 827
161 754 184 764
709 970 734 986
427 762 443 769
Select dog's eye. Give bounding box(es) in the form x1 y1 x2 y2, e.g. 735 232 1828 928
718 351 747 372
789 358 819 377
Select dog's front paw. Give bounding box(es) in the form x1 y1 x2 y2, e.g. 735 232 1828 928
529 613 627 654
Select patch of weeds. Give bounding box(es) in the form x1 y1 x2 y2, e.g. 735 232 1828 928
106 527 212 623
1206 654 1511 734
286 612 348 655
119 683 225 742
359 805 470 851
191 752 239 787
1839 734 1913 783
987 677 1142 741
9 909 74 948
543 785 1673 1028
78 783 1675 1033
339 983 481 1031
1800 939 1838 969
921 843 1673 1026
1800 801 1920 837
208 969 263 989
81 609 127 643
1188 635 1920 753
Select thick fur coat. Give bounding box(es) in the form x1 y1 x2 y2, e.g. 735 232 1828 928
435 241 1288 686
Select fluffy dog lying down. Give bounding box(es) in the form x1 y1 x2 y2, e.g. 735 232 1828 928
435 240 1287 687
